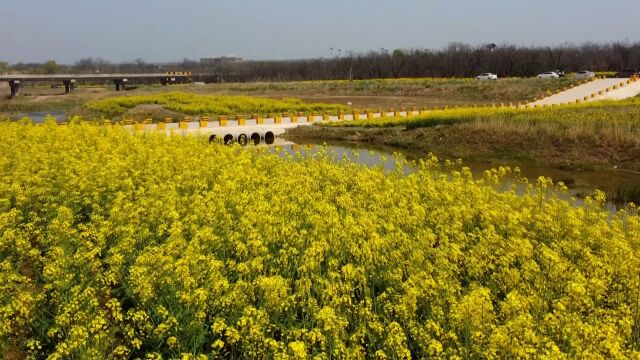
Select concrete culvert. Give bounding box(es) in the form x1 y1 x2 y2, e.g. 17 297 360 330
238 134 248 146
265 131 275 145
208 134 217 143
251 133 261 145
224 134 234 145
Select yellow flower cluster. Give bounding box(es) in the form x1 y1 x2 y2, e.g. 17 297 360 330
1 121 639 358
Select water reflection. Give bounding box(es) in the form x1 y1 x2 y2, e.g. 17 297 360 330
272 142 640 211
9 112 66 123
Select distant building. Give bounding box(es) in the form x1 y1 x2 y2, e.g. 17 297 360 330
200 56 243 65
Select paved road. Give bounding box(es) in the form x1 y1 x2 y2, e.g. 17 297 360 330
529 78 640 106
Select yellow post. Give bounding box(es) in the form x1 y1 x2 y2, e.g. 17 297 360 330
255 114 264 124
135 122 144 131
219 116 228 127
157 122 166 130
353 111 360 120
323 113 330 122
237 115 246 125
179 117 189 130
367 110 373 120
338 111 345 121
274 114 282 124
291 113 298 123
200 116 209 128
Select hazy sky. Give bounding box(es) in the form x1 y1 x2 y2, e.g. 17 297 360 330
1 0 638 64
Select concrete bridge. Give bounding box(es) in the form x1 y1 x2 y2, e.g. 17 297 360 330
0 72 192 97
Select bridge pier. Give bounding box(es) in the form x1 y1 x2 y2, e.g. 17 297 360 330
63 79 76 94
114 78 128 91
8 80 20 97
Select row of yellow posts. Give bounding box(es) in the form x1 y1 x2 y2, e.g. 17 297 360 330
121 108 431 129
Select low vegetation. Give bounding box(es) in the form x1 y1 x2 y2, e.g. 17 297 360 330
158 77 583 103
324 98 640 146
1 122 640 358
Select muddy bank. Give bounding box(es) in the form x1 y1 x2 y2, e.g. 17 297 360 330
285 125 640 174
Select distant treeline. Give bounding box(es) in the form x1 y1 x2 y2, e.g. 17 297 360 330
3 42 640 82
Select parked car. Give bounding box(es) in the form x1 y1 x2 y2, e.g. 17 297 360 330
553 69 566 77
615 68 639 78
575 70 595 79
537 71 560 79
476 73 498 80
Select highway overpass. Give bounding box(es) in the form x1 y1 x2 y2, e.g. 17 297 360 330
0 72 192 97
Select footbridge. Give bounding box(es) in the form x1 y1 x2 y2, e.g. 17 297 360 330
118 111 421 145
0 72 192 97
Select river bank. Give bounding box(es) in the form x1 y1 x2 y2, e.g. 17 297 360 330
285 124 640 174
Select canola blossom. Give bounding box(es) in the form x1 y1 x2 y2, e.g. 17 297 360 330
325 98 640 132
1 122 640 359
85 93 346 119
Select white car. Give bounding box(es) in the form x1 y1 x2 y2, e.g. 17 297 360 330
538 72 560 79
476 73 498 80
575 70 595 79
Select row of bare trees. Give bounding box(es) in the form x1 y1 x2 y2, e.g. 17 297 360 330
191 42 639 82
3 42 639 81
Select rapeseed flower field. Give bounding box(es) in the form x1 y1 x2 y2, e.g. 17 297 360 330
1 121 639 358
85 93 346 119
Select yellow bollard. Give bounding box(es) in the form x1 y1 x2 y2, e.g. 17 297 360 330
274 114 282 124
135 122 145 131
291 113 298 123
236 115 246 126
353 112 360 120
179 117 189 130
200 116 209 128
219 116 228 127
323 113 330 122
338 111 345 121
157 122 166 130
256 114 264 124
367 110 373 120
